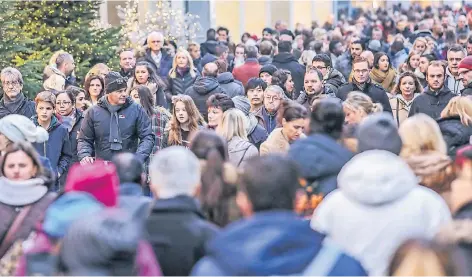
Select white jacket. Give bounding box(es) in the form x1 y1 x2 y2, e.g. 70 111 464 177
311 150 451 276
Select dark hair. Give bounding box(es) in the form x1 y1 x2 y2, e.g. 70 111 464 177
245 45 258 59
246 78 267 94
391 40 405 53
277 100 308 125
206 93 235 112
111 153 143 184
65 86 85 99
56 90 76 105
134 61 167 90
1 141 46 183
217 27 229 35
309 98 345 139
278 41 292 53
206 28 216 40
165 40 177 51
329 40 342 53
130 85 154 117
238 155 301 212
457 33 468 42
468 36 472 44
259 40 274 56
393 71 423 95
262 27 274 34
373 52 391 70
241 32 251 42
84 75 105 101
312 54 332 67
420 53 436 63
214 59 228 73
271 69 291 95
305 66 324 81
351 40 365 51
215 43 229 57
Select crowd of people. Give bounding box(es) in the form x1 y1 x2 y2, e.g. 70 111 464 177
1 2 472 276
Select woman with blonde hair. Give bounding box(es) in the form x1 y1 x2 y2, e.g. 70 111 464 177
343 91 383 125
399 51 421 74
437 96 472 157
390 72 422 126
167 47 200 100
216 109 258 167
412 37 428 55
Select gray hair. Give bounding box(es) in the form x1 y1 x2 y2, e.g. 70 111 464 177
1 67 23 85
150 146 201 199
264 85 285 98
56 52 73 67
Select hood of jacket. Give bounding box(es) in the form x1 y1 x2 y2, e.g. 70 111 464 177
193 76 220 95
227 136 253 154
32 115 61 133
43 65 65 79
338 150 418 205
217 72 236 84
404 151 451 178
424 85 452 98
258 55 272 64
203 211 325 275
272 52 298 64
446 67 464 94
326 68 346 87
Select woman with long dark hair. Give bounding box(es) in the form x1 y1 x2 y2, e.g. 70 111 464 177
271 69 294 100
370 52 397 93
84 75 105 106
127 61 167 109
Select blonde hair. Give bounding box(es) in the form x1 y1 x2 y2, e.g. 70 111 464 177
35 91 57 109
399 113 447 157
169 47 196 79
216 109 248 141
85 63 110 81
412 37 428 54
440 96 472 126
343 91 383 115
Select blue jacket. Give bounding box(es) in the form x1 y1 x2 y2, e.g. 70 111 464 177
119 182 151 219
191 211 366 276
139 49 173 79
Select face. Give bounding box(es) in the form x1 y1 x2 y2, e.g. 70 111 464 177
399 76 416 98
448 51 465 75
174 101 189 124
0 133 10 151
119 51 136 70
107 88 128 105
3 150 37 181
360 51 374 68
247 86 264 107
459 68 472 87
135 65 150 84
190 46 201 60
89 79 103 97
264 90 282 113
409 54 420 69
458 16 467 29
352 61 370 84
56 93 73 116
259 72 272 85
285 74 294 93
36 101 54 123
334 43 344 56
378 55 390 71
217 30 228 42
130 89 140 104
467 43 472 56
312 61 328 77
372 29 383 41
350 43 363 57
263 31 272 40
427 66 445 90
304 72 323 95
148 34 163 52
283 118 306 142
176 52 189 68
235 47 245 59
207 107 223 127
64 58 76 76
1 77 23 99
75 92 86 111
343 106 365 125
419 57 430 73
414 41 426 54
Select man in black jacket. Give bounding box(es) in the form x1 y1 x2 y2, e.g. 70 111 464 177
312 54 346 95
336 57 392 113
119 49 136 78
138 32 173 79
409 61 454 119
78 72 154 164
271 41 305 100
459 56 472 96
0 67 35 119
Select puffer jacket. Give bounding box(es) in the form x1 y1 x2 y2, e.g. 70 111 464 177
389 94 420 126
216 72 244 98
77 96 154 163
253 106 278 134
445 67 464 96
227 137 258 167
185 76 226 121
167 68 199 98
408 86 454 119
325 68 346 92
437 116 472 158
297 89 337 111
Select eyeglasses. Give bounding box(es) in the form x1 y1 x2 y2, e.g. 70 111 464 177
2 81 19 87
56 101 72 106
314 66 327 70
353 69 369 74
264 95 281 102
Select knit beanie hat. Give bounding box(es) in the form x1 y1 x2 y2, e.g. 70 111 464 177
0 114 49 143
259 64 277 76
64 161 119 207
357 112 403 155
104 71 128 94
200 53 218 68
458 56 472 71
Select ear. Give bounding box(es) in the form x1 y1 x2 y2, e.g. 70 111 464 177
32 165 38 178
282 118 287 127
236 191 253 217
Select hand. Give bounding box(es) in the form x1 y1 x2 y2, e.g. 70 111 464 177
80 156 94 165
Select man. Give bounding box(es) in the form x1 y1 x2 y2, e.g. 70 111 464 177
119 48 136 78
458 56 472 96
271 41 305 99
389 40 408 70
467 37 472 56
360 50 374 69
232 95 269 150
278 29 301 60
274 20 288 32
0 67 35 119
312 54 345 93
216 26 229 43
233 45 262 87
335 40 364 80
409 61 454 118
410 20 433 42
297 67 335 110
188 42 201 70
262 27 274 41
215 59 244 98
43 52 75 91
457 15 470 37
366 40 382 54
446 45 466 95
254 85 284 134
139 31 172 78
328 40 344 68
185 62 226 121
432 23 446 57
337 57 392 113
200 28 218 57
147 146 219 276
258 40 273 66
259 64 277 85
192 155 367 276
78 71 154 163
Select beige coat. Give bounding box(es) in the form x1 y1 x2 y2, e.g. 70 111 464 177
260 128 306 155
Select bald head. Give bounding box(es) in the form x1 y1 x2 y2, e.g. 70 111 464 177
111 153 144 185
147 31 164 53
360 51 374 68
203 62 218 78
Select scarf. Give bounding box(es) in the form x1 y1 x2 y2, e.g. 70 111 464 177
370 67 396 92
60 109 77 133
3 92 25 114
352 76 371 92
414 68 425 80
103 97 123 151
0 176 47 206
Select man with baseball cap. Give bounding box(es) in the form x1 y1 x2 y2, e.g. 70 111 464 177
459 55 472 96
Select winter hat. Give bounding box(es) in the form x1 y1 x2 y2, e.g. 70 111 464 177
259 64 277 76
367 40 382 53
104 71 128 94
200 53 218 68
458 56 472 71
64 161 119 207
42 192 104 238
0 114 49 144
357 112 403 155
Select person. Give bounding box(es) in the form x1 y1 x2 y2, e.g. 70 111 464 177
311 54 346 93
65 86 89 112
216 109 258 167
271 69 295 100
84 63 110 82
232 95 268 150
32 91 72 189
329 40 344 68
459 55 472 96
43 52 75 91
54 90 84 165
245 77 267 112
311 150 451 276
139 31 173 78
415 54 436 88
409 61 454 119
233 45 261 87
119 48 136 78
343 91 383 125
336 57 392 113
437 96 472 158
258 40 274 66
191 155 367 276
206 93 234 129
83 75 104 106
445 45 466 95
167 47 200 99
163 94 205 148
146 146 219 276
390 72 422 126
78 71 154 164
254 85 284 134
260 100 307 155
259 64 277 86
297 67 335 110
215 59 244 98
232 43 245 69
360 50 375 69
456 14 470 37
336 40 364 80
271 41 306 99
467 37 472 56
127 61 168 109
216 26 230 43
412 37 428 55
185 62 226 121
370 52 397 92
187 43 201 70
0 67 35 119
200 28 218 57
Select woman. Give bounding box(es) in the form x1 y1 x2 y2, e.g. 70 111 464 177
162 95 205 148
390 72 422 126
412 37 428 55
128 61 167 109
216 109 258 167
271 69 294 100
84 75 104 106
343 91 383 125
32 91 72 190
246 77 268 112
415 54 435 89
241 32 251 44
400 52 421 74
55 90 84 165
190 130 239 227
65 86 89 112
260 100 308 155
0 142 56 264
437 96 472 158
85 63 110 81
206 93 234 130
399 114 455 205
167 48 199 100
370 52 397 93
